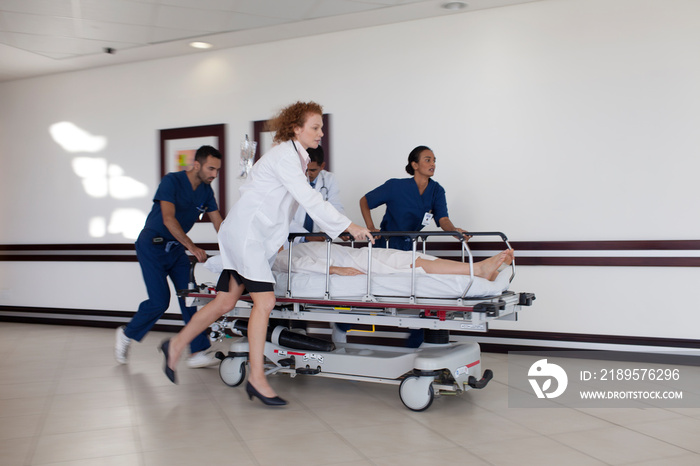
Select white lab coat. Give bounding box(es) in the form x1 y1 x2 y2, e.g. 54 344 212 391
289 169 344 237
218 140 351 283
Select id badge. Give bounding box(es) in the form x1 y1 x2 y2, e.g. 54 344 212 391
421 212 433 227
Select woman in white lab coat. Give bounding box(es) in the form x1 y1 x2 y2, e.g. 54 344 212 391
159 101 373 405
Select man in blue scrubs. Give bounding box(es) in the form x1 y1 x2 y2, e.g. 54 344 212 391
115 145 224 367
289 146 345 242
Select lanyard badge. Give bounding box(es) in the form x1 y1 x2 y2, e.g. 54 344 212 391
197 204 208 220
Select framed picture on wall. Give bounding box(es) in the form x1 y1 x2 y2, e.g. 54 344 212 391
252 114 331 171
159 124 226 222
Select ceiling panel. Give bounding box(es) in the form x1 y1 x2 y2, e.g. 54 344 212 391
221 12 290 32
0 11 74 36
0 0 73 17
153 5 237 32
8 31 132 57
308 0 391 18
78 0 157 26
209 0 320 20
78 19 153 43
0 0 542 82
149 26 213 44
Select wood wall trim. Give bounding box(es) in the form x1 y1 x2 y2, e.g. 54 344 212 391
347 239 700 251
508 240 700 251
1 240 699 266
0 244 137 251
0 255 139 262
3 240 698 252
515 257 700 267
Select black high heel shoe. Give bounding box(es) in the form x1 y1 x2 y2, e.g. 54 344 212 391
159 339 177 384
245 382 287 406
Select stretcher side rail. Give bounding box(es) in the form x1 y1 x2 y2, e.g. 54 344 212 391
285 230 514 305
181 230 529 333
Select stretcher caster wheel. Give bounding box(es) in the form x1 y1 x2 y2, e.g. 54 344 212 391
399 375 434 412
219 357 246 387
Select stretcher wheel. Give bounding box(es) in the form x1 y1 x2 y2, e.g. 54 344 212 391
219 356 246 387
399 375 434 411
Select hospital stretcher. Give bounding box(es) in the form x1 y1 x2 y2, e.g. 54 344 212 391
183 231 535 411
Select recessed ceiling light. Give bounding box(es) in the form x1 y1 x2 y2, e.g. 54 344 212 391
442 1 468 10
189 41 213 49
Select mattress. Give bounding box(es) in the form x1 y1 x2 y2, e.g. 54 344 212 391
204 254 511 301
273 269 510 300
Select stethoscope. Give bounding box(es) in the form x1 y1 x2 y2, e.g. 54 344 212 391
317 172 329 201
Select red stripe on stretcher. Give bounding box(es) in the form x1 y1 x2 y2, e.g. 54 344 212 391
185 293 480 312
467 360 480 368
277 297 475 311
274 350 307 356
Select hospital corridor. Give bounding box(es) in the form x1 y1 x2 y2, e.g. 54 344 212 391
1 322 699 465
2 0 700 464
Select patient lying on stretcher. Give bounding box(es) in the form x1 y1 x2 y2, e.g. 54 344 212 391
271 242 513 281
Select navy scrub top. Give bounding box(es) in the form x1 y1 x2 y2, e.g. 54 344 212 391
364 178 449 251
142 171 218 241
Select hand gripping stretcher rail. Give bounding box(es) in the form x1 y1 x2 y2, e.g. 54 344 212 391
182 231 535 411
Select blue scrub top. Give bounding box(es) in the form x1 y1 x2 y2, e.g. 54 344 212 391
142 171 218 240
364 178 449 251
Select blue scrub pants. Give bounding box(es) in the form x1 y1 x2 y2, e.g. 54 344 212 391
125 236 210 354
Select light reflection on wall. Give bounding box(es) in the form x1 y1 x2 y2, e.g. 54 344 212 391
108 209 147 239
50 121 147 240
71 158 148 200
108 165 148 200
72 157 108 197
89 217 106 237
50 122 107 153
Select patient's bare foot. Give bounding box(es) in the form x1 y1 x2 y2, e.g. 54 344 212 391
493 249 515 280
474 250 511 281
503 249 514 265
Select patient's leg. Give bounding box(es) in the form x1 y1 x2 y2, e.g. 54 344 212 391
416 250 513 281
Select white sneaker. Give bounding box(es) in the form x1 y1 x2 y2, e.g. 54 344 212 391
186 350 218 368
114 326 132 364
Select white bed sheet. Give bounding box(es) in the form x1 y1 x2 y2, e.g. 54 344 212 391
273 269 510 300
205 254 510 300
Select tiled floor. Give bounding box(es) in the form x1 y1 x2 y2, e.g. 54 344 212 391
1 322 700 466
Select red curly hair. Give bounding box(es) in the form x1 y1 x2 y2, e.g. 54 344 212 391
268 101 323 143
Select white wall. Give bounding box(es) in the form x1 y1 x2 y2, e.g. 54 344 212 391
1 0 699 340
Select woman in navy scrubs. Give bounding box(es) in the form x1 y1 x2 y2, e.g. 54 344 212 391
358 146 467 347
360 145 467 250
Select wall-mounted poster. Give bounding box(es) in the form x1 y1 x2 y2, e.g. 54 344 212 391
159 124 226 222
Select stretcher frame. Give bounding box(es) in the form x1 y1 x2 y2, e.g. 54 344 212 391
184 231 535 411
